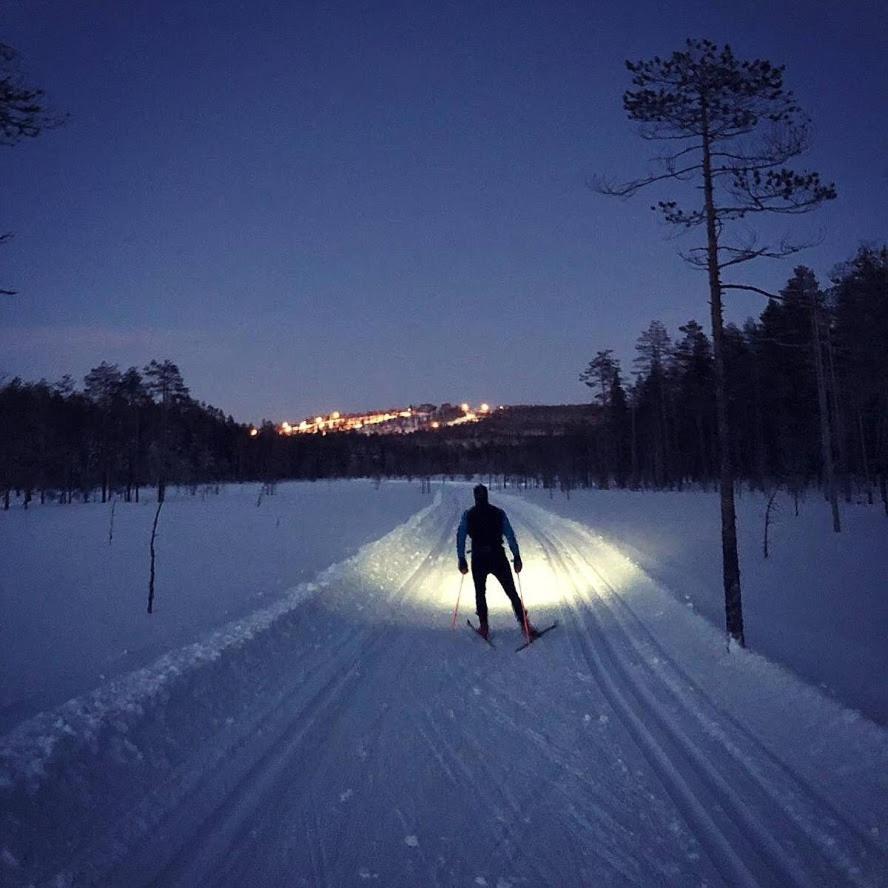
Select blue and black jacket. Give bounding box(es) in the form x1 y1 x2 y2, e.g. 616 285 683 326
456 504 520 561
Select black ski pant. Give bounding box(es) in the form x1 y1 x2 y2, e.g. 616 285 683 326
471 546 523 626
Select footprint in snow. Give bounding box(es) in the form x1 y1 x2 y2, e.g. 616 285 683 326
340 789 353 802
404 835 419 848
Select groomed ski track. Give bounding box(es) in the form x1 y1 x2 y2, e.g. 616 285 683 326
3 490 887 887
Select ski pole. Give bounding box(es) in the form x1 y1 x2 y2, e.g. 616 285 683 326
516 571 531 639
451 572 465 629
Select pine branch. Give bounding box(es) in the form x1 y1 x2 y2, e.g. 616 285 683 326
591 163 703 197
721 283 783 300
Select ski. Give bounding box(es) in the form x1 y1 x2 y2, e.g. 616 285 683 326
515 622 558 652
466 619 495 647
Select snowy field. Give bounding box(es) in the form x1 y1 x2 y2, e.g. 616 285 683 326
513 486 888 725
0 480 430 732
2 482 887 886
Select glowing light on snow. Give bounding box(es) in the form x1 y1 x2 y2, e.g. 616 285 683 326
483 558 571 612
407 544 584 620
323 494 639 632
565 539 639 601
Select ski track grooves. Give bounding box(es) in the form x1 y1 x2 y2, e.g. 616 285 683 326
405 685 551 886
512 499 884 888
108 505 459 888
547 513 887 873
16 492 887 888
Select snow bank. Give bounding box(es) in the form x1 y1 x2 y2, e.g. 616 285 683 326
0 479 429 731
512 486 888 724
0 490 448 885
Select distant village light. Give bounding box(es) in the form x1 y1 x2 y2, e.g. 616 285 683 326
279 400 494 436
249 428 258 437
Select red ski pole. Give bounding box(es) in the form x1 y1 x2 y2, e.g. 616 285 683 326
451 572 465 629
516 572 531 639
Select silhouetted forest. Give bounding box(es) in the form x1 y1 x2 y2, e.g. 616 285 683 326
2 246 886 511
580 247 888 510
0 359 250 508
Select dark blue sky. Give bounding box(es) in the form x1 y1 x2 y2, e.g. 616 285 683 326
2 0 885 423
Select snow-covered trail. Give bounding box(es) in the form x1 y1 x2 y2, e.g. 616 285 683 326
3 490 887 887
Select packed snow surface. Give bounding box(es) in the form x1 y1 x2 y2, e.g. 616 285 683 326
0 480 429 731
2 482 887 887
513 486 888 724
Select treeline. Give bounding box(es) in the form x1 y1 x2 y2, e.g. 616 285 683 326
578 246 888 511
3 246 885 508
248 425 594 489
0 359 594 508
0 360 252 508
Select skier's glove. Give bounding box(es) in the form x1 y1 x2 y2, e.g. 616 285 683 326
513 554 523 574
458 557 469 575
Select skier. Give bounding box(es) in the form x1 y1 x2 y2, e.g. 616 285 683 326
457 484 539 641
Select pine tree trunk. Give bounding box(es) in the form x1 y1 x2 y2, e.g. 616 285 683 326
701 103 745 647
858 411 873 505
630 402 639 488
810 298 841 532
826 327 850 502
752 359 767 489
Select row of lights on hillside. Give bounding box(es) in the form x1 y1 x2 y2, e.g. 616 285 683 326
248 402 493 437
